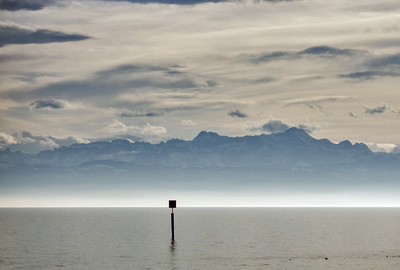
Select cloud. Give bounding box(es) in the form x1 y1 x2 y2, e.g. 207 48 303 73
337 52 400 81
100 120 167 135
90 134 144 143
181 120 197 126
30 98 73 110
140 122 167 135
246 51 293 64
338 71 400 80
15 71 60 81
347 2 400 13
0 132 18 146
284 96 356 110
244 117 289 133
296 122 324 134
3 63 212 103
362 103 398 115
112 91 253 118
206 80 219 87
121 112 163 117
349 112 358 118
0 22 90 47
365 142 398 153
0 54 33 63
228 109 248 118
244 117 326 134
100 0 230 5
101 119 133 133
244 45 362 64
298 46 358 57
332 51 400 81
0 131 89 154
290 75 324 82
251 76 276 84
366 54 400 70
50 136 90 148
0 0 57 11
116 108 164 117
260 118 290 133
392 145 400 154
94 64 184 78
99 0 294 5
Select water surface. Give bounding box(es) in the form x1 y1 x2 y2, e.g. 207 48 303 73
1 208 400 269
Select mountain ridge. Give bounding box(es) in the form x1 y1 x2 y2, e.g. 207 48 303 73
1 128 394 170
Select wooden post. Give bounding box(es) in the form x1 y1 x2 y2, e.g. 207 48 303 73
169 200 176 240
171 212 174 240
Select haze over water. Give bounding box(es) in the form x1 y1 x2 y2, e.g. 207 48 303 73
2 208 400 269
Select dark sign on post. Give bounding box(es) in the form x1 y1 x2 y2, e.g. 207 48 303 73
169 200 176 209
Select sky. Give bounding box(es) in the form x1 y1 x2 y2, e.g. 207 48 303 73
1 0 400 154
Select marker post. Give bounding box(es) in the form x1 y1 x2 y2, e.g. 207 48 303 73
169 200 176 240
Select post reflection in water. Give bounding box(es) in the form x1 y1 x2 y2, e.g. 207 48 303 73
169 239 176 270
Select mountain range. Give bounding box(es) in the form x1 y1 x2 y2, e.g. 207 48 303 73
2 127 400 207
1 127 399 171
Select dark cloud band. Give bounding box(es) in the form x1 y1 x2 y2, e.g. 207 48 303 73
246 45 362 64
338 71 400 80
30 98 70 110
0 24 90 47
299 46 357 56
0 0 57 11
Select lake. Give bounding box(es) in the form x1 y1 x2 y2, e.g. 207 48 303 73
1 208 400 269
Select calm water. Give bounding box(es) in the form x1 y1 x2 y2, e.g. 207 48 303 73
1 208 400 269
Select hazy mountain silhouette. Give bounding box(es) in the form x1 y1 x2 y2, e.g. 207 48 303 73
2 128 398 170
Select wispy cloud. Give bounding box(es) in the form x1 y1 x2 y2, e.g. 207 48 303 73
338 52 400 81
365 142 398 153
100 119 134 133
243 46 363 64
366 53 400 70
245 51 293 64
101 0 230 4
182 120 197 126
338 71 400 80
30 98 73 110
298 46 359 57
0 131 89 154
0 22 90 47
99 0 296 5
116 108 164 117
0 0 58 11
140 122 167 135
0 54 33 63
2 63 213 104
0 0 300 11
284 96 356 110
362 103 398 115
228 109 248 118
349 112 358 118
100 120 167 135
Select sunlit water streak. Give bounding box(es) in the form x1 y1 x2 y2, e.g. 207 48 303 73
1 208 400 269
